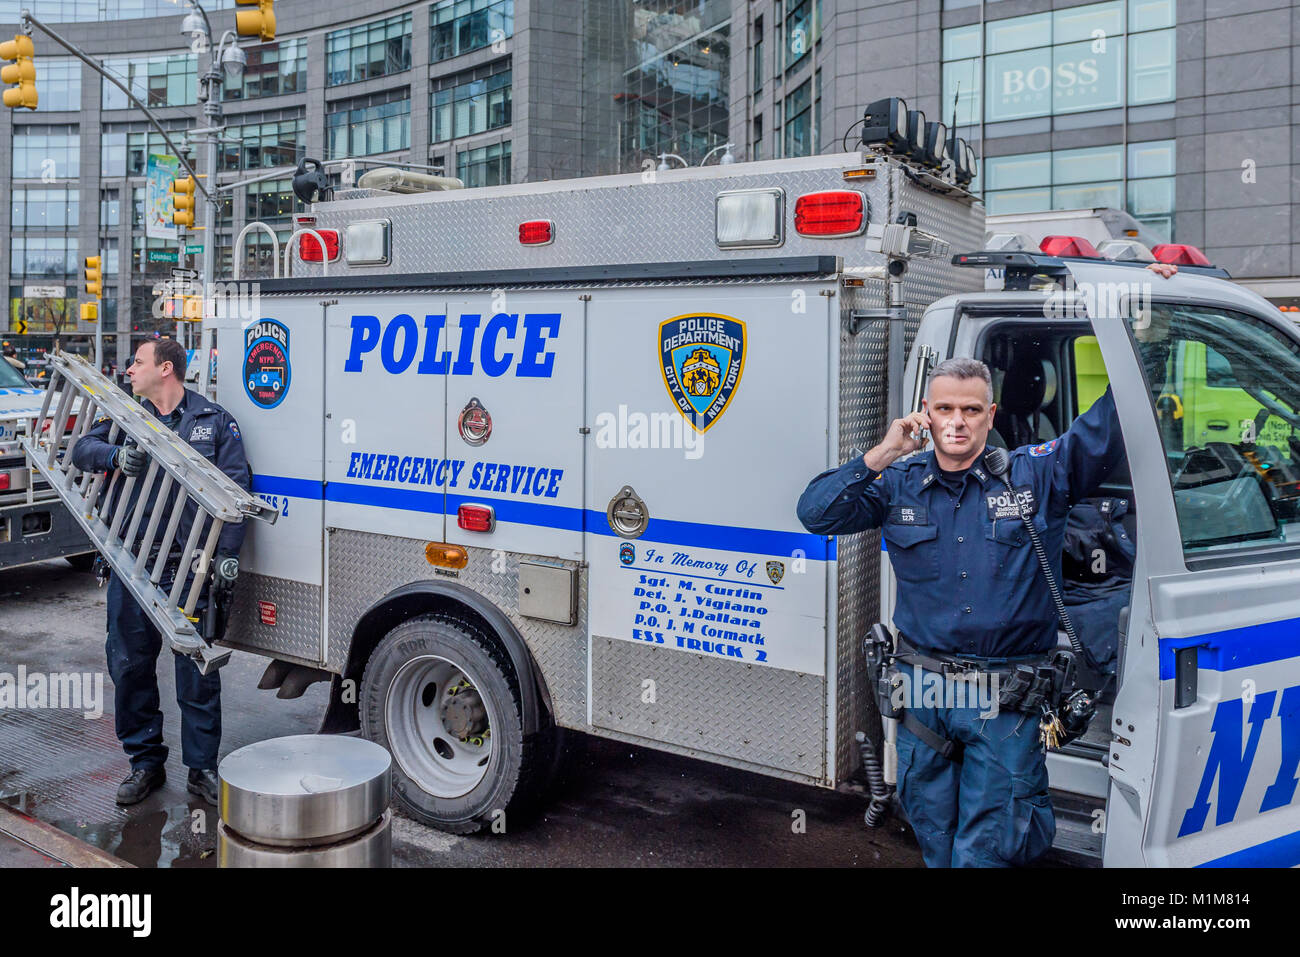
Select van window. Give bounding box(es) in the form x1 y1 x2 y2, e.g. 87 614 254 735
1132 304 1300 554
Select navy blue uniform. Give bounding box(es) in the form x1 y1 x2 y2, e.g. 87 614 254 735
797 386 1126 866
72 388 250 773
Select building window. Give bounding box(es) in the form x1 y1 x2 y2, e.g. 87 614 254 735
457 141 511 187
220 112 306 171
326 12 412 87
102 52 197 109
431 62 511 143
223 37 308 101
244 179 299 224
782 78 811 157
326 90 411 158
101 123 194 179
752 16 763 93
13 125 79 179
942 0 1175 128
753 114 763 161
100 189 120 228
11 237 79 279
616 4 731 171
982 139 1175 241
12 188 79 230
430 0 514 63
782 0 816 73
35 57 81 112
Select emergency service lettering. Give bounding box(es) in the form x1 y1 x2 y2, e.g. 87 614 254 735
625 546 772 663
345 450 564 498
344 312 560 377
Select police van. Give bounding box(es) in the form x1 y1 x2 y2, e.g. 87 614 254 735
0 359 93 571
204 128 1299 866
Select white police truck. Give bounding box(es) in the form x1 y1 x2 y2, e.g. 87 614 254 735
206 133 1299 866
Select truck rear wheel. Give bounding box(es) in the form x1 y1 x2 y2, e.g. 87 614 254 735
360 613 546 834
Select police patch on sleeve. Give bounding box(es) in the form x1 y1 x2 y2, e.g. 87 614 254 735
229 421 241 441
1028 438 1059 457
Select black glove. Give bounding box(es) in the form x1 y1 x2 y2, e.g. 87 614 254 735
114 444 148 477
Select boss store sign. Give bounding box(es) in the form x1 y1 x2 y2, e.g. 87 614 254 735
986 39 1122 122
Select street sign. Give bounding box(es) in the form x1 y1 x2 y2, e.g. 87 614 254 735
23 285 66 298
172 267 199 279
148 250 179 263
14 319 27 334
185 244 204 254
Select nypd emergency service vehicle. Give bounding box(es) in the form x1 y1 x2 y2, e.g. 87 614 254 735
193 121 1300 866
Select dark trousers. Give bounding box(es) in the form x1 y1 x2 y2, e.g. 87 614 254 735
105 573 221 771
896 688 1055 868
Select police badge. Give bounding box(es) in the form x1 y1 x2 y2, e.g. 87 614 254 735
659 313 746 433
766 560 785 585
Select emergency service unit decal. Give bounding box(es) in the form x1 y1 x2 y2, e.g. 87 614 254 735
243 319 291 410
659 313 745 433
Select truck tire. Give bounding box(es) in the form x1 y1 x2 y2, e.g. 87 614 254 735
360 613 548 834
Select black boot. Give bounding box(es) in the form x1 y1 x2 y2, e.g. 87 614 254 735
116 766 166 805
187 768 219 807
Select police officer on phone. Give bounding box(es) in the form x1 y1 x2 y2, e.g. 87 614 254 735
72 337 250 808
798 351 1129 866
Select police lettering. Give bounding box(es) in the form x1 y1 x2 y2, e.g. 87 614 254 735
344 312 560 377
245 320 288 351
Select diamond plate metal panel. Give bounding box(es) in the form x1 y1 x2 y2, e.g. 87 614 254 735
324 528 587 729
285 156 911 281
591 636 826 780
833 284 888 781
224 573 323 666
891 166 987 311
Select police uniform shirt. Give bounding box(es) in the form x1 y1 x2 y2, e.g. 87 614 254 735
796 387 1125 659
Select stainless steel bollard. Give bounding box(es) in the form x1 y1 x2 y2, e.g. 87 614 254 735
217 735 393 868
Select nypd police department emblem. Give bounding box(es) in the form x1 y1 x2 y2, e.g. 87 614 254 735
243 319 291 410
659 313 746 433
619 542 635 566
766 560 785 585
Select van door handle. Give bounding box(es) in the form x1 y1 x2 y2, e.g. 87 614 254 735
1206 420 1229 431
1175 646 1198 708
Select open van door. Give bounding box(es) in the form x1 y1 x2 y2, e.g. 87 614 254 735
1092 297 1300 867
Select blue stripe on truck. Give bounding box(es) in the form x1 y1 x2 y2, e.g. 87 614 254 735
1158 617 1300 679
251 474 835 560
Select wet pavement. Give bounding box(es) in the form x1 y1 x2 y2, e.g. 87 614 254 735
0 559 926 867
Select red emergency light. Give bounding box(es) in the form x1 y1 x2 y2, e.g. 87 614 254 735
1152 243 1212 267
519 220 555 245
1039 235 1101 258
457 503 495 532
0 471 10 491
794 190 866 237
299 229 340 262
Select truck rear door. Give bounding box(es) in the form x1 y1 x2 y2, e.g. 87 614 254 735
1092 298 1300 867
583 279 835 781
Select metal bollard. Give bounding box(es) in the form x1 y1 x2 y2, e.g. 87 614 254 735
217 735 393 868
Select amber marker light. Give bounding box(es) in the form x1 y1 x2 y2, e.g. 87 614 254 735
425 542 469 569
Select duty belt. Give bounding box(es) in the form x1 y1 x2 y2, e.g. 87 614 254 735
894 634 1048 677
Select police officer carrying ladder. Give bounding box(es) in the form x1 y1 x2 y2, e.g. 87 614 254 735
796 263 1175 867
72 337 250 808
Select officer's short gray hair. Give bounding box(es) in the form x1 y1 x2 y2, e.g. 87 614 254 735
927 357 993 405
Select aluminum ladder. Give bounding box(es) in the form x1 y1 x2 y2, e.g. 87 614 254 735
22 351 278 674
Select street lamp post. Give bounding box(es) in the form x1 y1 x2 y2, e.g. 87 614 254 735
184 2 245 394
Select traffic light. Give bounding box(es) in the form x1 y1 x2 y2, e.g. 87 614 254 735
80 302 97 322
171 175 196 227
235 0 276 42
83 256 102 298
0 34 37 110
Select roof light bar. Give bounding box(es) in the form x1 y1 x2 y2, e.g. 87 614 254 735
1152 243 1212 267
1040 235 1102 259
